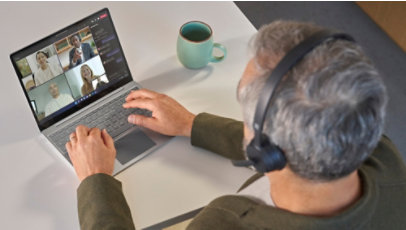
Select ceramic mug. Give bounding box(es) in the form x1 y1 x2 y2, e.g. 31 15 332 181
177 21 227 69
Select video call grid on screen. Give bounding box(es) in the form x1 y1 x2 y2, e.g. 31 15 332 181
10 8 133 131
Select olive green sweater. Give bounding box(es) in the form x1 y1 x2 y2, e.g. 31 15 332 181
77 113 406 229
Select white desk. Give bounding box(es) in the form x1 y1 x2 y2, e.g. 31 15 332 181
0 2 257 229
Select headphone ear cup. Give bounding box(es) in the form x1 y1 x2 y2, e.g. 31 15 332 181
246 138 261 161
261 138 287 172
246 135 287 173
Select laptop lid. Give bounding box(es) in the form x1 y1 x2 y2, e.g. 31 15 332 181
10 8 133 131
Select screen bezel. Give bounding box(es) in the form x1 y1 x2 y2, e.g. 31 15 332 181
10 8 133 131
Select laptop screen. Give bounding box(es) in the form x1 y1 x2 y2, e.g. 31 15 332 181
10 8 132 131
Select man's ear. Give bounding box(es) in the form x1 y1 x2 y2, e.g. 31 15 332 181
243 123 255 141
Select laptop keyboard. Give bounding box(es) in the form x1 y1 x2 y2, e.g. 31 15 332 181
49 89 152 158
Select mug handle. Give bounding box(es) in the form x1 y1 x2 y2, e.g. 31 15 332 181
210 43 227 63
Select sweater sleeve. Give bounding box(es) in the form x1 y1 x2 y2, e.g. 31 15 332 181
191 113 246 161
77 173 135 230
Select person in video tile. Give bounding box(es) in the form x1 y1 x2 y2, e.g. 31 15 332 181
80 64 98 96
95 77 108 89
69 34 95 68
34 51 63 86
45 83 74 116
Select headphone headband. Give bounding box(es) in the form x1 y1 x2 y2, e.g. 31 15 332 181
252 31 355 146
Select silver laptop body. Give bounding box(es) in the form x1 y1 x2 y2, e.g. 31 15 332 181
10 8 170 175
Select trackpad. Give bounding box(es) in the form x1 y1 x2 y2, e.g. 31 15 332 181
115 129 156 165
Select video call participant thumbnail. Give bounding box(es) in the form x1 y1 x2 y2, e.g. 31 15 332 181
80 64 98 96
69 34 96 68
45 83 74 116
34 51 63 86
64 55 106 99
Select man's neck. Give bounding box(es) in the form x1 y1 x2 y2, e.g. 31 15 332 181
267 168 361 217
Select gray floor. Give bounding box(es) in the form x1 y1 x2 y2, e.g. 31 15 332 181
235 2 406 160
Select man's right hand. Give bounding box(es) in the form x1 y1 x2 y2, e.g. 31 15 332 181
123 89 195 137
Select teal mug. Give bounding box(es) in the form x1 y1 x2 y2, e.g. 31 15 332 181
177 21 227 69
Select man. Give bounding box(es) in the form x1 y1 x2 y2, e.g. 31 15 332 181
45 83 74 116
69 34 95 68
66 21 406 229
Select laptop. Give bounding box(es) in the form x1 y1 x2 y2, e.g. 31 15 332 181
10 8 170 175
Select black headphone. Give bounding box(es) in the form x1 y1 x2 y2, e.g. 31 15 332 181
233 30 355 173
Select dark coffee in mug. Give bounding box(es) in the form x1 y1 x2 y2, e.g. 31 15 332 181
181 23 212 42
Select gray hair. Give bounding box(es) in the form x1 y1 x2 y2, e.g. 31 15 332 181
238 20 387 181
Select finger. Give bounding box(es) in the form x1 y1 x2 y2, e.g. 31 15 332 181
69 133 77 144
122 98 156 111
89 127 102 139
101 129 115 150
125 88 159 102
65 141 72 153
128 114 160 131
76 125 89 140
66 142 74 162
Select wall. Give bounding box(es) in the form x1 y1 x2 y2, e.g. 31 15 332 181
357 2 406 52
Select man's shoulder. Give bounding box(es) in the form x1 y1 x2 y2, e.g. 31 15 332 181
46 98 56 106
361 135 406 184
361 136 406 227
82 43 91 49
45 99 56 113
69 47 75 55
187 195 259 230
60 94 74 102
190 188 406 230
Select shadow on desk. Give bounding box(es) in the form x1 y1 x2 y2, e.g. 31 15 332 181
0 106 38 146
157 136 253 191
140 56 213 92
23 163 79 230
